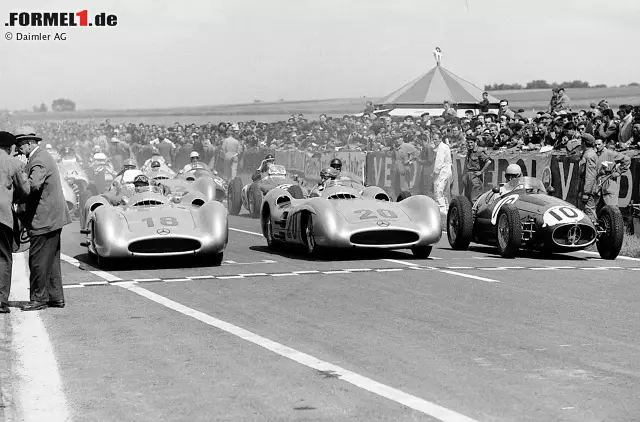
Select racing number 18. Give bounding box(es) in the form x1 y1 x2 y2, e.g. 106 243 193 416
354 209 398 220
142 217 179 227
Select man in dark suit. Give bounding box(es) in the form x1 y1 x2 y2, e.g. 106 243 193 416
15 127 72 311
0 132 30 313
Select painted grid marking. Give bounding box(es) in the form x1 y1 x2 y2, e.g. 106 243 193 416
61 265 640 289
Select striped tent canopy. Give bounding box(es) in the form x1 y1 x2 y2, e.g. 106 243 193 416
376 65 499 108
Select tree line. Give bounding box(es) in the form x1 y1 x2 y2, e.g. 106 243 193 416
484 80 639 91
32 98 76 113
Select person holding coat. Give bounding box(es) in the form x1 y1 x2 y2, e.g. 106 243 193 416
0 132 30 313
14 127 72 311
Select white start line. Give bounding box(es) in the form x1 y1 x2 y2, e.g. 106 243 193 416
53 248 482 422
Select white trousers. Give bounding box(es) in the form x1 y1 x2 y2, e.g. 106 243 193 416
434 171 452 213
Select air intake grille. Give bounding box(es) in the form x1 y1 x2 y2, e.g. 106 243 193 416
552 224 596 246
350 230 419 245
133 200 165 207
328 193 357 200
129 238 201 253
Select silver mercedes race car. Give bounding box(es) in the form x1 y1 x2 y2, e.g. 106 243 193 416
259 179 441 258
153 164 228 203
79 184 228 267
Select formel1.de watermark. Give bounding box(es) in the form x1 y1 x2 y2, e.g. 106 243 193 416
4 10 118 41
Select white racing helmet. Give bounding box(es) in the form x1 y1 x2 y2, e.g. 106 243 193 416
505 164 522 182
93 152 107 161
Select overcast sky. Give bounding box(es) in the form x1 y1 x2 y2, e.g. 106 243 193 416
1 0 638 110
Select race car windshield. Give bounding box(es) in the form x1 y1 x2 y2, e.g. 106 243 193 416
503 176 547 194
267 164 286 177
135 185 163 194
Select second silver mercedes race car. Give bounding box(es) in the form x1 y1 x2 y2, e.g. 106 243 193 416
80 185 228 267
259 179 441 258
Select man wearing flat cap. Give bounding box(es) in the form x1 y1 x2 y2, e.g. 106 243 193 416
14 126 71 311
0 132 30 314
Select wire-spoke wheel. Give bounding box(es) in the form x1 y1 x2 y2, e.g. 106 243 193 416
495 204 521 258
304 213 317 255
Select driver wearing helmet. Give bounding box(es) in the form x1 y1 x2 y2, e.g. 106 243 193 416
133 174 151 192
112 158 139 186
498 164 523 195
310 167 339 197
150 160 162 172
141 147 174 175
329 157 362 183
252 153 276 181
103 169 142 205
178 151 202 174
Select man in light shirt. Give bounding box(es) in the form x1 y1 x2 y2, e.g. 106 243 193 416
432 132 452 214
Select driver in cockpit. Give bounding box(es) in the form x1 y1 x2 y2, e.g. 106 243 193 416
498 164 522 195
310 167 339 197
252 154 276 182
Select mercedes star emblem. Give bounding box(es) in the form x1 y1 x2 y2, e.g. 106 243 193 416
157 228 171 235
566 225 581 245
377 221 390 227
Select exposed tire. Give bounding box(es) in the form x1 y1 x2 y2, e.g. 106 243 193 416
264 208 280 250
596 205 624 260
411 245 433 259
209 252 224 266
397 191 411 202
96 254 114 270
288 185 304 199
447 196 473 250
303 213 324 258
227 177 243 215
495 204 522 258
248 183 263 219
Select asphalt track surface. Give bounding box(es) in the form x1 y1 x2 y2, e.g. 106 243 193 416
2 211 640 422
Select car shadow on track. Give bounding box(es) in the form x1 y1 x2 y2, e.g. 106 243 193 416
71 252 220 272
248 245 435 263
444 245 591 261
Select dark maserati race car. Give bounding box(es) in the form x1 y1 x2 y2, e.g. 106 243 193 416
259 179 441 258
447 176 624 259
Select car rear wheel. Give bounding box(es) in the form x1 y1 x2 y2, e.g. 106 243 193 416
596 205 624 260
227 177 243 215
447 196 473 250
264 208 280 250
411 245 432 259
248 183 262 219
495 204 522 258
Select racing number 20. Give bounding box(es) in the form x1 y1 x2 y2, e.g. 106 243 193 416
142 217 179 227
354 209 398 220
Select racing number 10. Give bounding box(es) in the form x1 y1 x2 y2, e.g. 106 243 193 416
547 206 579 222
354 209 398 220
142 217 179 227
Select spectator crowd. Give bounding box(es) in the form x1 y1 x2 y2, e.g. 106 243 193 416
2 90 640 179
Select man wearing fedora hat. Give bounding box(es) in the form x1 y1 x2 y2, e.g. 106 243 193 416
14 126 72 311
0 132 30 313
